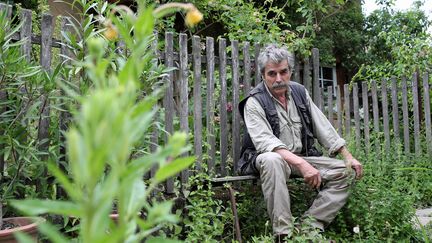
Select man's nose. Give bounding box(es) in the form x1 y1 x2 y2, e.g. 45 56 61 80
276 73 282 82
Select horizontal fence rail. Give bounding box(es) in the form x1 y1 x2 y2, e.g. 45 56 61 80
1 4 431 195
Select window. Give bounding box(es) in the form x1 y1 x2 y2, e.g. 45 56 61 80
319 66 337 96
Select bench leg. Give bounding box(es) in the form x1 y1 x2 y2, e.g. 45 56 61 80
228 186 242 243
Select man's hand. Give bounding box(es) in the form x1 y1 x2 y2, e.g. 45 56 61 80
274 148 321 189
297 162 321 189
339 146 363 180
348 158 363 179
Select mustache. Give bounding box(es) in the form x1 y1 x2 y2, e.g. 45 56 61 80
271 82 289 90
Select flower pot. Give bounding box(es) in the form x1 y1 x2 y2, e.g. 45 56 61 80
0 217 45 243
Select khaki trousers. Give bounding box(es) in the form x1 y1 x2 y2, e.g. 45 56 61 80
255 152 351 235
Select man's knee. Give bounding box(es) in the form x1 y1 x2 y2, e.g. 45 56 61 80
256 152 290 175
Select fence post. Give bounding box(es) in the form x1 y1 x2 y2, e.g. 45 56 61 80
412 72 421 156
206 37 216 173
381 78 390 151
312 48 321 110
163 32 175 194
423 72 432 156
219 38 228 176
362 82 370 154
232 40 241 169
391 77 400 144
192 36 203 172
179 33 189 186
37 13 54 170
401 77 410 153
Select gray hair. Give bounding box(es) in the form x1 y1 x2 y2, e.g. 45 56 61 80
257 44 293 74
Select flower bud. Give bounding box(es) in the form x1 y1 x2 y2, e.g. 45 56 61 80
185 7 203 27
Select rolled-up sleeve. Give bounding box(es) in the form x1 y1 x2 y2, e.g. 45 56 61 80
244 97 287 153
305 90 346 156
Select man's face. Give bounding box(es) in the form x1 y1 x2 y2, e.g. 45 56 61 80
262 60 291 97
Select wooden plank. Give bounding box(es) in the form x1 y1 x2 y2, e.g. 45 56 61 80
179 33 189 185
243 41 251 94
150 31 159 180
206 37 216 173
219 38 228 177
59 17 73 170
303 57 311 93
423 72 432 155
381 78 390 151
391 77 400 143
192 36 203 172
312 48 321 109
353 83 361 147
20 9 32 61
343 84 350 138
232 40 241 169
294 56 301 83
336 85 343 135
210 175 258 183
327 87 333 126
163 32 175 194
401 77 410 153
412 72 421 156
362 82 370 153
37 14 54 163
371 80 380 133
254 43 261 86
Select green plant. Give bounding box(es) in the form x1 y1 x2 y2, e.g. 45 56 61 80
0 7 50 228
11 1 202 242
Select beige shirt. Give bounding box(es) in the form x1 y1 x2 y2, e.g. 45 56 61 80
244 82 345 156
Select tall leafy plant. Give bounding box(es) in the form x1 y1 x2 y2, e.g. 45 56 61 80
11 1 202 242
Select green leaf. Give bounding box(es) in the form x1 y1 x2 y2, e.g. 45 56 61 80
11 199 81 217
146 237 182 243
135 7 154 38
47 162 81 201
154 156 195 183
38 222 70 243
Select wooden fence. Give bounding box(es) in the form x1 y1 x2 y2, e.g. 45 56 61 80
1 4 431 195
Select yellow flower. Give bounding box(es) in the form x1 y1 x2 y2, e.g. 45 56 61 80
104 23 118 41
185 7 203 27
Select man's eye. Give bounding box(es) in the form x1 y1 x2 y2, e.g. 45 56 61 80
268 72 276 76
280 69 288 75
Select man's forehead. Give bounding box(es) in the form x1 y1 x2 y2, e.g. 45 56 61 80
264 60 289 71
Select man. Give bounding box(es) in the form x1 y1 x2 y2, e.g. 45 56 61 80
237 44 363 239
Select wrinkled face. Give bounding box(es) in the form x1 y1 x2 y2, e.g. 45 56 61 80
262 60 291 97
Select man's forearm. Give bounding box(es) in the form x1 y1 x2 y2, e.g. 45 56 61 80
338 146 353 160
273 148 305 167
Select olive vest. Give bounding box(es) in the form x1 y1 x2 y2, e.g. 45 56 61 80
237 81 322 176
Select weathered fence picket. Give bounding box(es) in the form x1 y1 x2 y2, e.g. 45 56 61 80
192 36 203 172
336 85 343 135
219 38 228 176
163 32 175 194
344 84 351 137
401 77 410 153
381 78 390 151
206 37 216 172
412 73 421 156
362 82 370 153
179 33 189 185
232 40 241 170
353 84 361 147
2 6 431 195
423 73 432 155
391 77 400 143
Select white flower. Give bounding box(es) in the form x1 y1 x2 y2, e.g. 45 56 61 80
353 225 360 234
